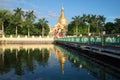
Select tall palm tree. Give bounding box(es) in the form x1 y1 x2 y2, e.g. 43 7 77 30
72 16 81 35
38 18 48 37
14 8 24 36
82 14 91 35
114 18 120 33
96 15 106 35
24 10 36 36
0 10 9 36
90 14 98 34
82 14 87 22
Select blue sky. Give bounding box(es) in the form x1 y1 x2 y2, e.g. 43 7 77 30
0 0 120 27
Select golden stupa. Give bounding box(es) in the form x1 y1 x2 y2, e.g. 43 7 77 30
52 6 68 38
58 6 68 27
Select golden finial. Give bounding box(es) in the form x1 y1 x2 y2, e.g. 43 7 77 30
62 4 64 10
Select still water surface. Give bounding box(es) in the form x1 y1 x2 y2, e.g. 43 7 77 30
0 44 119 80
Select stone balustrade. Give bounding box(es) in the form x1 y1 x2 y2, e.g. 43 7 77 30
0 35 54 44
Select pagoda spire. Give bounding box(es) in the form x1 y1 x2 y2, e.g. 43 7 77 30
58 6 67 27
61 6 65 18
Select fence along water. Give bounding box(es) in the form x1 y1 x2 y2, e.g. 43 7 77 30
55 35 120 47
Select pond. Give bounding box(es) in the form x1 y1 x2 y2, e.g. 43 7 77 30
0 44 119 80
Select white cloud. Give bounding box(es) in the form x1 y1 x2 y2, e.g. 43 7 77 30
35 11 59 20
0 2 9 7
0 0 12 9
107 16 119 19
0 0 40 10
47 11 59 18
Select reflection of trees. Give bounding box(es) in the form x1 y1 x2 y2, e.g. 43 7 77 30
38 48 50 67
15 50 23 75
0 48 50 75
26 49 34 73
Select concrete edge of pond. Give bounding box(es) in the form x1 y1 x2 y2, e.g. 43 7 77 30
55 41 120 59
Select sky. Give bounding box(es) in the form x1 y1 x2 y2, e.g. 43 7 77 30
0 0 120 27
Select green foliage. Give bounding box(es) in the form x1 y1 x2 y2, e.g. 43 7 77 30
68 14 106 36
0 8 50 36
114 18 120 33
67 22 75 35
104 22 115 34
104 18 120 34
0 8 119 36
36 18 50 37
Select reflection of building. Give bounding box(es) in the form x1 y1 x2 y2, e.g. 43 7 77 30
52 6 68 38
54 46 67 74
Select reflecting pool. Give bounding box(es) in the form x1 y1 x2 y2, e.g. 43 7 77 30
0 44 119 80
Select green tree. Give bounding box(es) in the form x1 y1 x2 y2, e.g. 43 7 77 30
114 18 120 33
24 10 36 36
3 13 13 35
72 16 81 35
67 22 75 35
10 15 22 36
96 15 106 35
82 14 106 35
82 14 91 35
0 10 10 36
81 14 90 34
104 22 115 34
38 18 49 37
13 8 24 36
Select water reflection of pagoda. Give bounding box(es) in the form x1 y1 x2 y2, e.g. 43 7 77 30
52 6 68 38
54 46 67 74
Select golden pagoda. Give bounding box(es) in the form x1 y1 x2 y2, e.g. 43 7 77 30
58 6 68 28
52 6 68 38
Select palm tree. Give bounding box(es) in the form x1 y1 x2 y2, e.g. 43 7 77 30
10 15 22 36
90 14 97 35
14 8 24 19
0 10 9 36
82 14 91 35
72 16 81 36
24 10 36 36
14 8 24 36
38 18 48 37
114 18 120 33
82 14 87 22
96 15 106 35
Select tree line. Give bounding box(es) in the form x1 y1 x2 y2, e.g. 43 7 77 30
67 14 120 36
0 8 50 37
0 8 120 37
